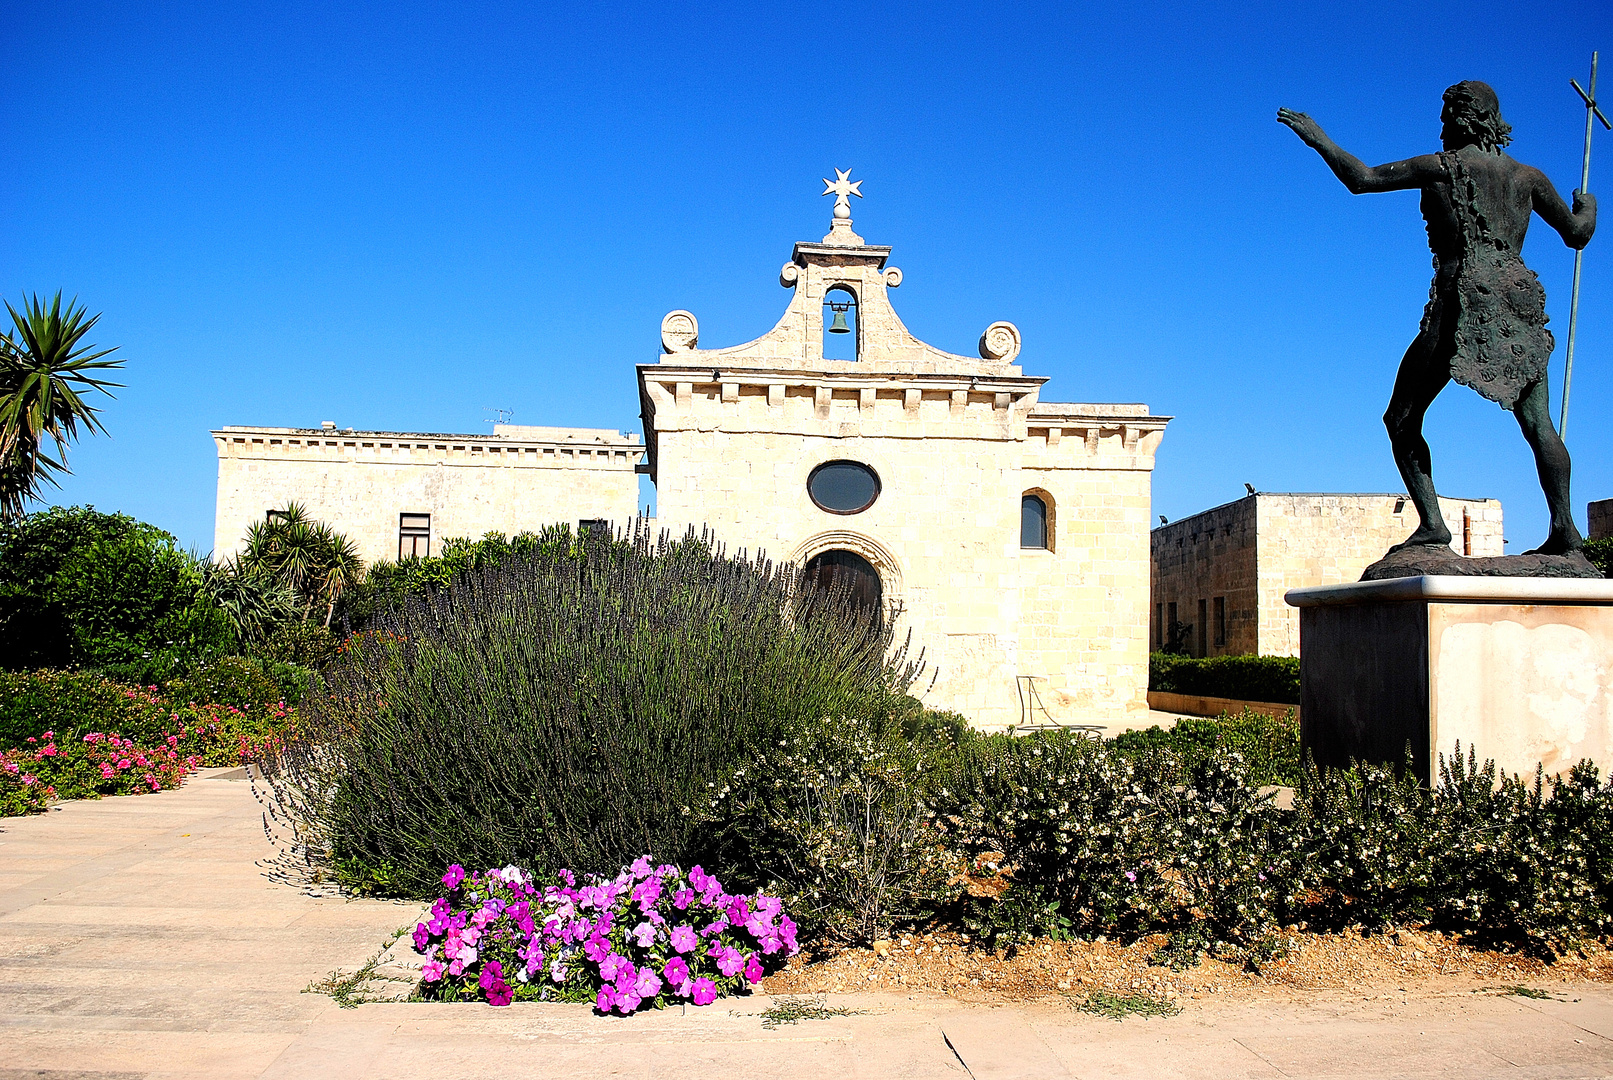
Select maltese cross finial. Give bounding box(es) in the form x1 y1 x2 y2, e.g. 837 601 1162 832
821 168 862 220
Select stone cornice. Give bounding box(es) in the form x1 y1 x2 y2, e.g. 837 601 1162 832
212 426 643 470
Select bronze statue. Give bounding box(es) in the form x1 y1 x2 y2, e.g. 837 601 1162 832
1279 82 1597 556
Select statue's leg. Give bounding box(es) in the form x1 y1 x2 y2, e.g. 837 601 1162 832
1513 378 1583 554
1383 328 1453 551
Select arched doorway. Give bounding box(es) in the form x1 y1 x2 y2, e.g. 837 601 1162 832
803 548 883 614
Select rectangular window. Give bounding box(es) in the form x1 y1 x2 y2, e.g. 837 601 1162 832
578 518 609 536
266 509 291 524
1214 596 1226 648
399 513 431 559
1155 603 1163 648
1197 599 1208 658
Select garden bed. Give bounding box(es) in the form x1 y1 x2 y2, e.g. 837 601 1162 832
762 929 1613 1005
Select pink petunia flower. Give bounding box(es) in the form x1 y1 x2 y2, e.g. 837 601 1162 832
690 977 717 1006
669 925 698 953
744 954 764 983
662 956 690 985
633 967 662 999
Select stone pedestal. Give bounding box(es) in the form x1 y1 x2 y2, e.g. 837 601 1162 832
1286 576 1613 783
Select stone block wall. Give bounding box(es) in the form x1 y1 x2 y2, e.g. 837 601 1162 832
213 426 642 565
1150 499 1258 657
1591 499 1613 542
1151 493 1503 659
1255 494 1502 657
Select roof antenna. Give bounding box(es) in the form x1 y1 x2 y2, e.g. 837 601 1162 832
484 407 515 426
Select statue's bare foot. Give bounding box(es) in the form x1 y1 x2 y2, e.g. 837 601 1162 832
1388 525 1453 554
1525 528 1584 556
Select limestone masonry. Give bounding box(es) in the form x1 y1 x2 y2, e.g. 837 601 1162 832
212 423 643 565
1591 499 1613 541
1151 492 1503 658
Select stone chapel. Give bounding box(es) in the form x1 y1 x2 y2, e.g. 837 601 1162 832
637 175 1169 727
213 174 1169 729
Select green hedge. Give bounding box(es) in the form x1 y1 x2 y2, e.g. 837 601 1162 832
1110 709 1301 787
1149 652 1300 704
1586 538 1612 578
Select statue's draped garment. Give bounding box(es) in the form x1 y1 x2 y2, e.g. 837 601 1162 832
1424 150 1554 410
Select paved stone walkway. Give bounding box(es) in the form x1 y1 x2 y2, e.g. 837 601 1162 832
4 769 1613 1079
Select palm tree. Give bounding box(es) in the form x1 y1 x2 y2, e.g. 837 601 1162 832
238 502 364 627
0 293 125 520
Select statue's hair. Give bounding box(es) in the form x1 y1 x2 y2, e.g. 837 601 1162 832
1442 81 1513 150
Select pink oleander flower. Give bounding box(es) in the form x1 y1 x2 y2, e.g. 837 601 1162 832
690 977 717 1006
669 925 697 953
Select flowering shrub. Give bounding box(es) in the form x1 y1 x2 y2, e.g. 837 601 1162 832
413 858 799 1011
703 714 964 945
0 676 300 816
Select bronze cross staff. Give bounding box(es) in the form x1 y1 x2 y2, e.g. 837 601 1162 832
1561 51 1612 441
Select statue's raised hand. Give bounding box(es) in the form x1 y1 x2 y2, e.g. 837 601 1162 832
1277 108 1324 147
1573 189 1597 216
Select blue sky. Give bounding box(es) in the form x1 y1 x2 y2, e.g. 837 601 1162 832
4 1 1611 554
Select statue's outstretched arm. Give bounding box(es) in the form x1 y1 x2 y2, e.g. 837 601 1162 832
1277 109 1438 194
1531 168 1597 250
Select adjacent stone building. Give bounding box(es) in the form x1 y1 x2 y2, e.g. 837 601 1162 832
638 181 1169 728
212 423 643 565
1591 499 1613 542
1150 493 1504 658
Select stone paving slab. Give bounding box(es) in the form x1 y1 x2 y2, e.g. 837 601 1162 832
5 770 1613 1079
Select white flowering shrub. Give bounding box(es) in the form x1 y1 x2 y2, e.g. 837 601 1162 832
702 715 964 945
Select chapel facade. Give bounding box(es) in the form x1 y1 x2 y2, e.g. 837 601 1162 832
638 180 1169 728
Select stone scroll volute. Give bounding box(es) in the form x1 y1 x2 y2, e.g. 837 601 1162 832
660 310 699 353
979 321 1021 364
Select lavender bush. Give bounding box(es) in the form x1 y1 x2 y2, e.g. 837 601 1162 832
413 857 799 1011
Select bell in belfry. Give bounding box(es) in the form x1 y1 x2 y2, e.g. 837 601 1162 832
826 297 853 334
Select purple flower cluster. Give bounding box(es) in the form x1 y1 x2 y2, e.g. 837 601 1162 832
411 856 799 1012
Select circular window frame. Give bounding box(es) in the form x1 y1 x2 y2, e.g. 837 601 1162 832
807 459 882 515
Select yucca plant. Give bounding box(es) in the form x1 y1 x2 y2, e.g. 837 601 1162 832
0 293 125 520
238 502 364 626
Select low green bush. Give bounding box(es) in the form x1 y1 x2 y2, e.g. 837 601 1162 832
704 713 963 945
1585 538 1612 578
0 668 296 763
1149 652 1300 704
1111 710 1301 787
0 669 145 749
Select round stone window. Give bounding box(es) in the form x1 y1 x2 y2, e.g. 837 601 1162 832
807 460 880 514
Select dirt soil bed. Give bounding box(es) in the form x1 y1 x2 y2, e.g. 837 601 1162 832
761 928 1613 1005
